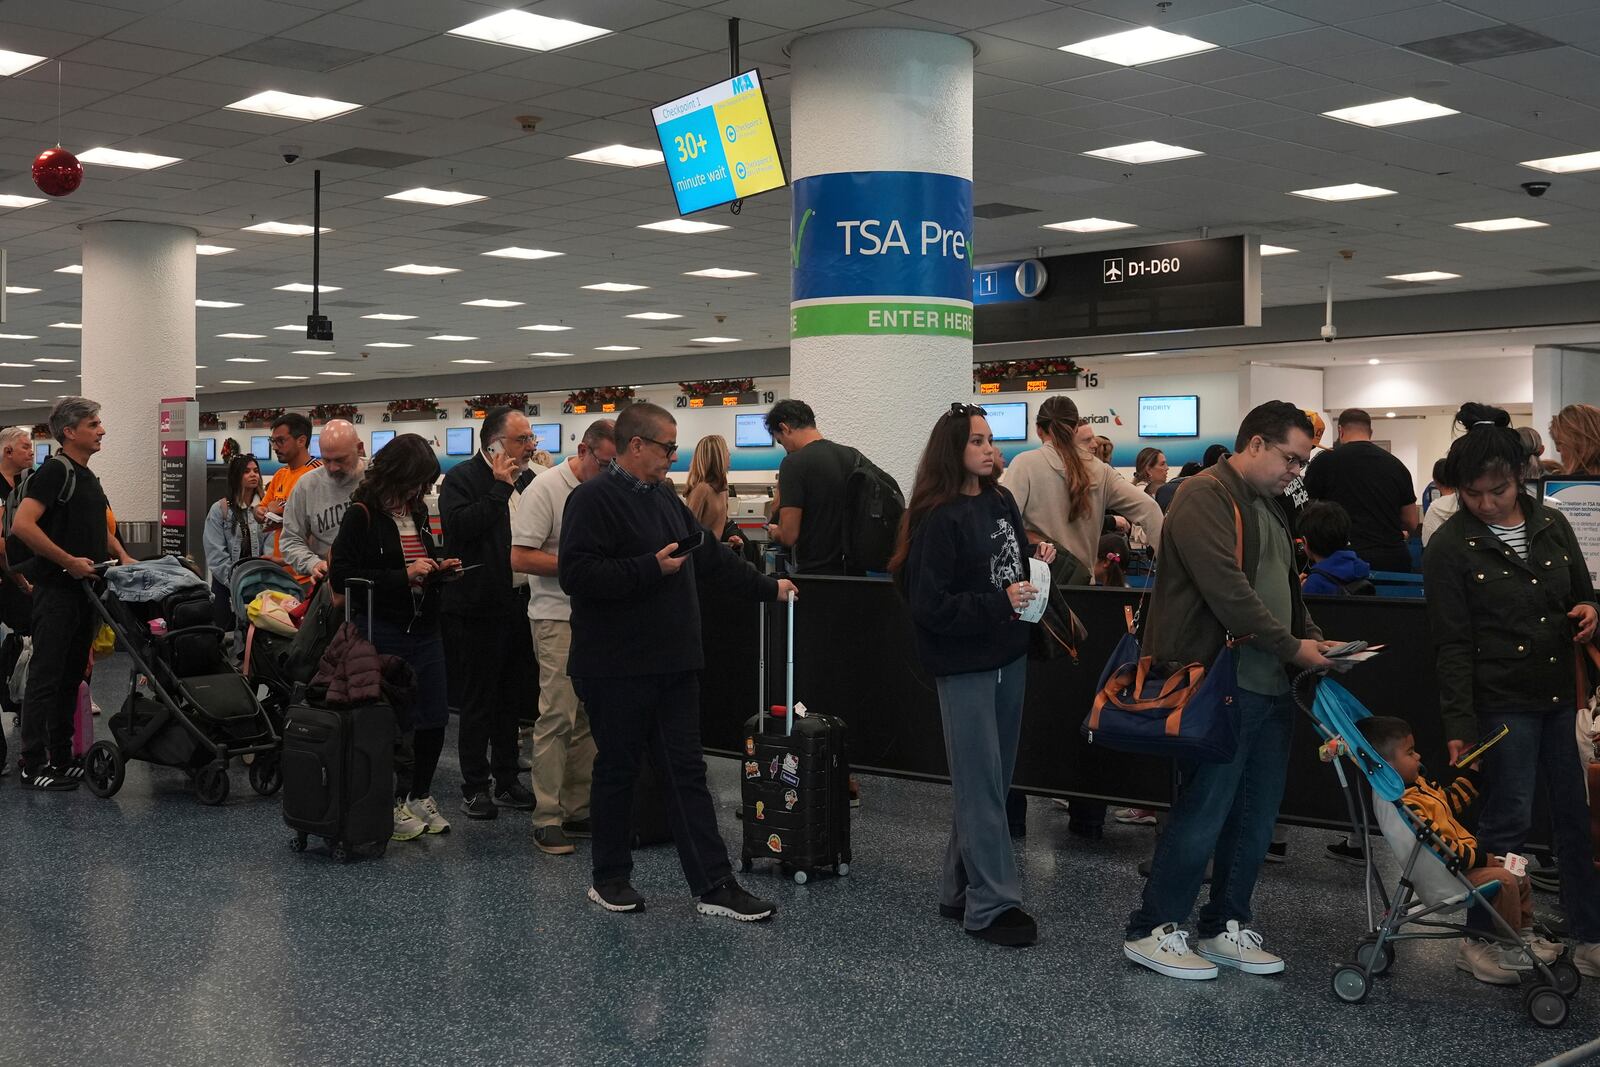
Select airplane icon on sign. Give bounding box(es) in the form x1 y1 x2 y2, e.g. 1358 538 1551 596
1103 258 1125 284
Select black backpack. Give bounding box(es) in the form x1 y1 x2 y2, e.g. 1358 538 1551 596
841 448 904 575
2 453 76 568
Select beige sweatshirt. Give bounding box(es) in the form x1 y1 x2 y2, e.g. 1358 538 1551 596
1000 442 1164 571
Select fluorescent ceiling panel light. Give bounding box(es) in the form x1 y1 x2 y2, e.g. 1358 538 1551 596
195 299 243 308
639 219 729 234
217 332 264 339
56 265 82 274
692 336 740 343
386 264 458 275
275 375 309 380
1042 218 1135 233
5 286 39 294
531 351 571 357
1454 217 1548 232
1289 183 1396 201
78 146 182 170
21 398 47 403
32 378 63 383
0 362 30 367
452 358 494 364
626 312 682 320
366 342 412 348
481 247 563 260
1368 359 1382 365
1259 244 1298 256
273 324 309 331
595 345 639 351
243 222 328 236
0 194 46 209
1519 150 1600 174
520 324 572 332
292 350 334 355
582 282 649 292
1385 412 1397 418
362 313 415 321
462 299 523 308
275 282 340 293
317 371 352 376
218 379 254 385
0 384 21 389
428 334 477 341
684 268 755 279
447 9 609 52
0 49 47 76
1060 27 1216 66
226 357 267 363
1386 271 1459 282
0 334 36 340
568 145 663 168
385 187 487 207
226 90 360 122
49 322 81 329
194 365 206 370
1321 98 1457 127
33 357 73 363
195 245 234 256
1083 141 1203 164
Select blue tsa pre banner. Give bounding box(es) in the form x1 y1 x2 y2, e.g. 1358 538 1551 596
791 171 973 339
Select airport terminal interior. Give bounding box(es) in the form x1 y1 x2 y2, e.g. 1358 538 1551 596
1 0 1600 1064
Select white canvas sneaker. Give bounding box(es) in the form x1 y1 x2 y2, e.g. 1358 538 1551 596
406 795 450 834
1195 920 1285 975
1124 923 1219 980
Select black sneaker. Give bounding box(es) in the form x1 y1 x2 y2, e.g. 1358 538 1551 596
939 903 964 921
696 880 776 923
533 825 575 855
562 818 593 838
1265 839 1288 864
494 780 536 811
461 791 498 820
967 906 1038 947
587 880 646 913
61 757 85 781
21 765 78 791
1326 838 1367 866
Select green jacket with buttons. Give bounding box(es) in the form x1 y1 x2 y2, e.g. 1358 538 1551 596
1423 496 1597 743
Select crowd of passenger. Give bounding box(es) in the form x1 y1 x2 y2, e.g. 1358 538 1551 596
3 390 1599 980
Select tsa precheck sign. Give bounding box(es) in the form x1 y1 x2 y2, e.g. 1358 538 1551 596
652 70 786 215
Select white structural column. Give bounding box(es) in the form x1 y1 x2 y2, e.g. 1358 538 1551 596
788 29 974 491
1532 344 1600 467
81 221 197 521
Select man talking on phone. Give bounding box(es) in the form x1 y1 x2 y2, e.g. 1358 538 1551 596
440 405 539 819
560 402 796 923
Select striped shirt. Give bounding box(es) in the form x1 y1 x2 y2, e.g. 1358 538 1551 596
1487 520 1528 560
392 511 428 564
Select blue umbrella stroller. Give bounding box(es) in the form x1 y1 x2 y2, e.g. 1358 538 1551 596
1293 672 1582 1028
230 556 304 714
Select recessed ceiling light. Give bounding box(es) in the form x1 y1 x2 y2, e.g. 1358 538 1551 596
1259 244 1298 256
531 351 571 357
362 313 415 321
1289 183 1396 201
275 375 309 380
1082 141 1203 164
481 247 563 260
49 322 81 329
1321 98 1457 127
1385 411 1397 418
78 146 182 170
0 383 22 389
1042 217 1136 233
21 398 47 403
639 219 730 234
55 265 82 274
275 282 341 293
5 286 39 294
366 342 412 348
1454 217 1548 232
272 324 307 331
626 312 682 320
1060 26 1217 66
692 336 741 344
684 268 756 279
243 222 329 237
595 345 639 351
226 357 267 363
520 324 572 332
1368 358 1381 365
428 334 477 341
196 299 243 308
317 371 353 376
226 90 361 122
195 244 235 256
31 378 64 383
217 332 265 339
0 334 36 340
1519 150 1600 175
462 298 523 308
0 362 30 367
194 365 206 370
386 264 458 275
582 282 649 292
0 49 47 77
218 379 255 385
452 358 494 364
385 187 487 207
292 350 335 355
568 145 663 168
0 194 46 209
447 9 610 52
1386 271 1460 282
33 357 73 363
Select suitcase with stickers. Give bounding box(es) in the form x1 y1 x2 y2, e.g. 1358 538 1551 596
739 596 851 884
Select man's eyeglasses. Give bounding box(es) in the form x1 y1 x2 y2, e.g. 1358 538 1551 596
1269 443 1309 471
506 434 535 446
639 436 679 457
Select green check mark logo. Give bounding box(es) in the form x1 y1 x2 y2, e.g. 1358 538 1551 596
791 208 814 269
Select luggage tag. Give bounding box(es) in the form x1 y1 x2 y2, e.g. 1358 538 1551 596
793 701 808 719
1502 852 1528 877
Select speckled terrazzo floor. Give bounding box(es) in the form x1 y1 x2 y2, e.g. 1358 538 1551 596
0 658 1594 1067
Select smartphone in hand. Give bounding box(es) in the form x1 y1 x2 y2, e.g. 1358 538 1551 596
669 529 707 558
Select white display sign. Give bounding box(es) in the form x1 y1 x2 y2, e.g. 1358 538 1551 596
1544 480 1600 584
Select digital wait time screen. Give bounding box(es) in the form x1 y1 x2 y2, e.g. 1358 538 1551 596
1139 395 1200 438
651 69 787 216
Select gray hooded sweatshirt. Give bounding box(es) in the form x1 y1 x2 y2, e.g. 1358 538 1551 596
280 462 363 578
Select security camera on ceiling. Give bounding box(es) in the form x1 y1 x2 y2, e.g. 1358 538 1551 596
281 145 302 164
1521 181 1550 198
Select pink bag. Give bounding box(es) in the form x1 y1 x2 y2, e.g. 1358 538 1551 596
72 681 93 758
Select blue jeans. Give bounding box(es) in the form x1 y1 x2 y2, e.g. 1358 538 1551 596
1468 706 1600 942
935 655 1028 929
1126 688 1294 941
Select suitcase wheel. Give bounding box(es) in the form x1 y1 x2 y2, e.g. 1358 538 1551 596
331 844 350 863
837 862 850 877
289 833 307 853
792 868 808 885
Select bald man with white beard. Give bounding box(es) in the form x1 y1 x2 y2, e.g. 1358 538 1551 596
281 418 364 585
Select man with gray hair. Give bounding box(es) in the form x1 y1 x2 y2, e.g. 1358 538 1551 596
0 423 35 775
10 397 133 790
280 418 362 586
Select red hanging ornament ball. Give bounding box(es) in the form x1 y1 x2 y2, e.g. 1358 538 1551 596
33 145 83 197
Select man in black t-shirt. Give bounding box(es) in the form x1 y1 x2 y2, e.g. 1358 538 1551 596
11 397 133 790
764 399 856 575
1303 408 1418 574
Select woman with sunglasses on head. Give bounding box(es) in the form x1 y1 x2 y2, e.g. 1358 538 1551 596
891 403 1057 948
203 453 266 633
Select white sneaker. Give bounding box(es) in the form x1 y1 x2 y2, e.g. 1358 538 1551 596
1124 923 1219 981
1195 920 1285 975
391 802 426 841
1518 931 1563 966
1575 942 1600 978
1456 940 1518 985
1113 807 1158 825
406 795 450 835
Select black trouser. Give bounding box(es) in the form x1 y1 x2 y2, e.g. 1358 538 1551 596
19 578 95 772
578 670 732 896
444 611 525 797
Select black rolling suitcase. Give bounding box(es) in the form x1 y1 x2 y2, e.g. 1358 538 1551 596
740 596 851 884
282 579 395 862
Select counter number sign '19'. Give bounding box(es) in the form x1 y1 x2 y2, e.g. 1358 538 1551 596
651 70 787 216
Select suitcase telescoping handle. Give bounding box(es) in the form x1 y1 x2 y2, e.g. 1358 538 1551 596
757 592 797 738
784 591 795 738
342 577 375 641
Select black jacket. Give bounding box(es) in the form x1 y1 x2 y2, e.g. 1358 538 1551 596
328 501 444 633
1423 497 1597 742
438 452 517 617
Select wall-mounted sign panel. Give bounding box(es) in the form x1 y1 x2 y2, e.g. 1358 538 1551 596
975 235 1261 345
652 69 787 215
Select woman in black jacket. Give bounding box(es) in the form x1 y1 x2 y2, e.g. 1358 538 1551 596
1424 403 1600 982
329 434 461 843
890 403 1056 948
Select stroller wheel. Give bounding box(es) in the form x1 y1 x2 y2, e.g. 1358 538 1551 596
1355 938 1394 976
1524 985 1568 1028
248 756 282 797
83 741 124 798
1331 964 1370 1004
1546 959 1581 998
196 763 229 806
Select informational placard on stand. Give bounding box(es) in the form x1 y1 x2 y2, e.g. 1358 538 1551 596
1543 478 1600 583
158 397 205 562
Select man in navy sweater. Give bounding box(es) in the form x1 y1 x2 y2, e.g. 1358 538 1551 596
560 402 797 922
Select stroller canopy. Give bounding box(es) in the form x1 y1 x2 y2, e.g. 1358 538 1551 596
229 557 302 624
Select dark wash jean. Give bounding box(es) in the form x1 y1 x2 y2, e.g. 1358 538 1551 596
1468 705 1600 942
18 578 96 772
1126 688 1295 941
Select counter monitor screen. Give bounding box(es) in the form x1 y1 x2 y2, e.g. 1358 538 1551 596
309 434 321 459
445 427 475 456
33 442 50 467
252 435 272 460
532 423 561 454
205 438 217 463
981 402 1029 442
370 429 395 454
1139 395 1200 438
652 69 787 216
734 413 772 448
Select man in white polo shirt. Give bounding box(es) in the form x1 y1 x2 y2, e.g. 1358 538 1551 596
510 418 617 855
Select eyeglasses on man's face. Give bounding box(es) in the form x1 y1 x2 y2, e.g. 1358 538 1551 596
638 435 679 457
1268 443 1308 471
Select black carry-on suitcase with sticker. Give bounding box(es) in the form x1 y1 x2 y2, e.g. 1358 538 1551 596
281 579 396 862
740 596 851 884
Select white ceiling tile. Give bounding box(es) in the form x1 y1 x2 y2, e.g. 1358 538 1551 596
889 0 1059 31
61 39 205 76
1340 3 1502 46
1166 6 1319 45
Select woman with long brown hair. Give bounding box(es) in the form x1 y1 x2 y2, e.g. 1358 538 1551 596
685 434 743 549
1550 403 1600 477
891 403 1057 949
1133 447 1169 496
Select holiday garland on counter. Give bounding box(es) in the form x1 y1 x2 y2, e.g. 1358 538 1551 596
678 377 754 398
198 412 222 431
565 385 635 408
972 358 1083 385
464 392 527 412
241 407 286 425
221 438 240 462
386 397 441 417
310 402 358 422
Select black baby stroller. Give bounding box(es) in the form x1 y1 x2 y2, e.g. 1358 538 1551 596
231 558 340 719
82 562 282 805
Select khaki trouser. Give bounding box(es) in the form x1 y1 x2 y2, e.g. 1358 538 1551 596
531 619 596 828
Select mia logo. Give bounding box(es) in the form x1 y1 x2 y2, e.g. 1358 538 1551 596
731 74 755 94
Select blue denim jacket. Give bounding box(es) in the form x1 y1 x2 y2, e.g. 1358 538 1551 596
203 498 266 588
105 556 208 603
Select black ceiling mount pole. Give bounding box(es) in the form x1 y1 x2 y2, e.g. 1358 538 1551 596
729 18 742 217
306 168 332 341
